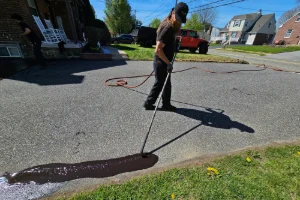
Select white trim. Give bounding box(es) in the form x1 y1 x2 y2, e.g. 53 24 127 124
0 44 23 58
278 12 300 27
295 14 300 22
284 29 293 38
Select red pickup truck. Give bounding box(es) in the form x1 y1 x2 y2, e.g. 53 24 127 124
176 29 209 54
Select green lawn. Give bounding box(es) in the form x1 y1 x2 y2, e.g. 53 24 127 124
113 44 247 63
61 145 300 200
220 45 300 55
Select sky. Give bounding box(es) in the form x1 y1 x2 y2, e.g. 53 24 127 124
90 0 298 28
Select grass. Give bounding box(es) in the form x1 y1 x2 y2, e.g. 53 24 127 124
61 145 300 200
219 45 300 56
113 44 247 63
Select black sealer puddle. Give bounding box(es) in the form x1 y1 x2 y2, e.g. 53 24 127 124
3 153 158 185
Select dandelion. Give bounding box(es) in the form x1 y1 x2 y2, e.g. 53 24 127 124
297 152 300 155
246 157 252 162
171 193 175 199
207 167 219 175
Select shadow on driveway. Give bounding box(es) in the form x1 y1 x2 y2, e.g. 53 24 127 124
176 108 255 133
4 59 127 86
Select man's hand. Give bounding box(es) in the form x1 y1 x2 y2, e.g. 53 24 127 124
167 63 173 73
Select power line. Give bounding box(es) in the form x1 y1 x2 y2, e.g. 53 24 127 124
189 0 228 10
143 0 170 19
190 0 245 13
229 5 286 13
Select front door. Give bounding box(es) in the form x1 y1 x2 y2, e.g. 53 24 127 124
246 33 256 45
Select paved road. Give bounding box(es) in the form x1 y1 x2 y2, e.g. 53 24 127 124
209 49 300 72
1 60 300 199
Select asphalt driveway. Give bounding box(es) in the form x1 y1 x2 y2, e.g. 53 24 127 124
1 60 300 199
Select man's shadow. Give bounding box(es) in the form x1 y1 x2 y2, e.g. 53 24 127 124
176 108 255 133
148 108 254 154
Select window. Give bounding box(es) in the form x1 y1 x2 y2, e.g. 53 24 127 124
296 14 300 22
181 30 187 37
284 29 293 38
268 22 272 28
231 32 237 38
227 22 230 28
233 20 241 27
0 46 22 57
189 31 197 37
27 0 38 15
27 0 36 8
244 21 248 27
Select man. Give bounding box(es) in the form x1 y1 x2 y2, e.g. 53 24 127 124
143 2 189 111
11 14 47 69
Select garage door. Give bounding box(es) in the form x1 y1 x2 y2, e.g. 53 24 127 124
246 34 256 45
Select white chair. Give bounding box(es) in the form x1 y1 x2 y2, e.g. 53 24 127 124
55 16 69 42
32 15 61 43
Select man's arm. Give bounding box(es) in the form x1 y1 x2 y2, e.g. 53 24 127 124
22 28 31 36
155 41 171 65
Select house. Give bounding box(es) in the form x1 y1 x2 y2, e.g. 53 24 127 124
0 0 87 58
273 12 300 45
210 27 222 43
222 10 276 45
0 0 90 77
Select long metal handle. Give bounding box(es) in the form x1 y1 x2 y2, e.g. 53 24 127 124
140 37 182 155
140 72 170 155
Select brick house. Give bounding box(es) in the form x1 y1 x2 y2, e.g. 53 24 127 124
273 12 300 45
0 0 88 77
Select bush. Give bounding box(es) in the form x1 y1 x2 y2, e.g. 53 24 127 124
274 40 286 45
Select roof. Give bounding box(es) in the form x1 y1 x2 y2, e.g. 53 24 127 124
220 22 230 32
232 12 260 20
247 14 275 33
279 11 300 27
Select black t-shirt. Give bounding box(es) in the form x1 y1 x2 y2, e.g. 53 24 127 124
18 22 40 43
156 21 176 63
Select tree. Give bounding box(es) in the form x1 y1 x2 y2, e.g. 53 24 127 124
149 18 161 28
104 0 133 35
278 5 300 26
196 6 218 31
183 13 204 31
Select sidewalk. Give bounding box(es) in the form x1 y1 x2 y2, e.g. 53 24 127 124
209 49 300 72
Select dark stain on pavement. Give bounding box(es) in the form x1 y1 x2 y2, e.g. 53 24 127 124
232 87 254 96
3 153 158 185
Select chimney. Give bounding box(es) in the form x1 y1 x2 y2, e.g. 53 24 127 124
258 9 262 14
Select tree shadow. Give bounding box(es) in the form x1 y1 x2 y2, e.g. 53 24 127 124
4 59 127 86
111 44 137 51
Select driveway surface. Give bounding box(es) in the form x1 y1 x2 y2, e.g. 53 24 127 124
1 60 300 199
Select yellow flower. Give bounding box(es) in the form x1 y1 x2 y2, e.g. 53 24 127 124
297 152 300 155
171 193 175 199
207 167 219 175
246 157 252 162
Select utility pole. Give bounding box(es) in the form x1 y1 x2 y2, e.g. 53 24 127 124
134 9 137 29
175 0 177 8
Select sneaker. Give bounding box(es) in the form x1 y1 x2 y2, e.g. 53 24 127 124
161 104 177 112
143 102 155 110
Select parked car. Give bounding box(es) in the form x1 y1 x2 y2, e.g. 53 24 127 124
111 34 135 44
136 27 209 54
176 29 209 54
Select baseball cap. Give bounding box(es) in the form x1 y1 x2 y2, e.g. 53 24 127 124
174 2 189 23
